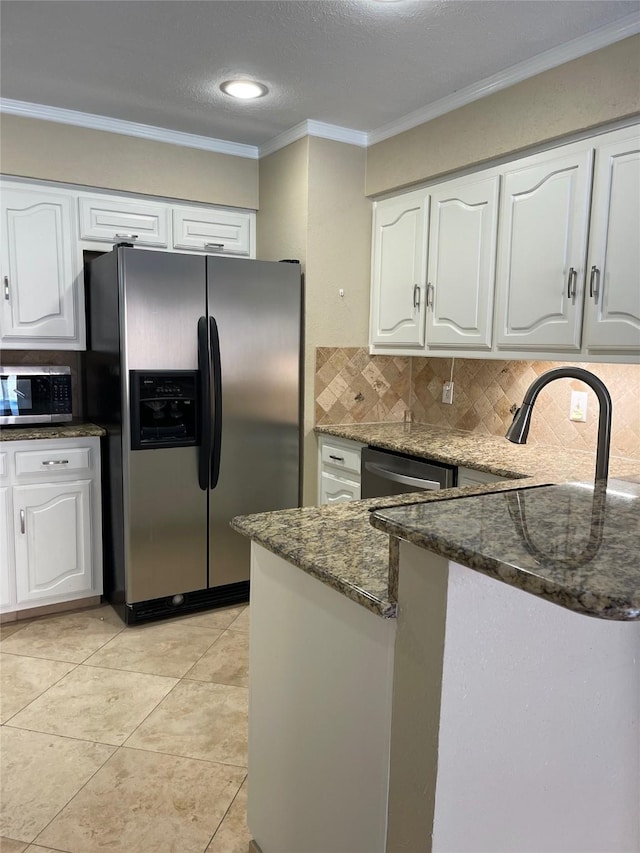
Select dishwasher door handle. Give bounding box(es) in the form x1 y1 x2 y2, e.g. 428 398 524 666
363 462 441 491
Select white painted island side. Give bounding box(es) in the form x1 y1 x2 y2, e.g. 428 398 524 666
388 542 640 853
246 539 640 853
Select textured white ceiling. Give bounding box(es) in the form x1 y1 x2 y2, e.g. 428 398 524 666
1 0 639 148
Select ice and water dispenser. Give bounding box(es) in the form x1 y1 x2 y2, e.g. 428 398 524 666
130 371 198 450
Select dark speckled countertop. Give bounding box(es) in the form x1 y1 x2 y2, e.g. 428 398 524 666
233 422 640 621
371 480 640 621
0 422 106 441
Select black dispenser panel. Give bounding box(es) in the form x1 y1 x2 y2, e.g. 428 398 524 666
130 371 199 450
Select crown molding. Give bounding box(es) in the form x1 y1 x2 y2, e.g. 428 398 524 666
368 11 640 145
259 120 368 157
2 13 638 158
0 98 260 159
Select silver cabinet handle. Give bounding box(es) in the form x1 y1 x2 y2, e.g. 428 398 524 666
589 265 600 299
115 233 138 241
426 282 434 309
567 267 577 299
41 459 69 466
412 283 421 309
3 276 9 301
20 509 25 534
328 454 344 462
205 243 225 250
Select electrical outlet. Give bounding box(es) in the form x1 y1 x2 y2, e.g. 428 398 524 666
442 380 454 405
569 390 588 422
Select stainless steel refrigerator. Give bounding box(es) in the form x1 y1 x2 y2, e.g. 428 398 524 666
84 246 302 624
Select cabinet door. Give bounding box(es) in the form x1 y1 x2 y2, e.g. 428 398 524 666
13 480 93 605
583 128 640 354
426 175 499 349
319 472 360 505
0 188 78 345
172 206 252 256
370 190 429 348
495 145 593 351
0 486 14 612
78 195 169 247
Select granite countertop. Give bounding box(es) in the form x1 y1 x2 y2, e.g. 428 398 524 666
231 480 524 618
0 421 106 441
371 480 640 621
233 421 640 620
316 421 640 482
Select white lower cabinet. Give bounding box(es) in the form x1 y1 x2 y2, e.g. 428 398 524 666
13 480 93 606
0 437 102 615
318 436 364 505
0 486 13 611
457 466 507 487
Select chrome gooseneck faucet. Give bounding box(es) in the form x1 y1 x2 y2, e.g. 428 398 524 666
505 367 612 483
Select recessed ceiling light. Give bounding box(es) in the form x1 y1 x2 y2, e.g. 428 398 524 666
220 79 268 100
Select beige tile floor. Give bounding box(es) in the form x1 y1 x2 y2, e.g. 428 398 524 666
0 602 251 853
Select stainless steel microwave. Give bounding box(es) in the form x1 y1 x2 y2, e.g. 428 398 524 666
0 366 73 426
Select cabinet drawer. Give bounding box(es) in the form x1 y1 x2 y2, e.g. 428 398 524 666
457 466 506 487
78 195 169 247
0 452 8 483
172 206 252 255
15 447 92 478
320 441 361 477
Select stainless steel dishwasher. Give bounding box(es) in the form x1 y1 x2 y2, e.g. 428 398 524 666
360 446 457 498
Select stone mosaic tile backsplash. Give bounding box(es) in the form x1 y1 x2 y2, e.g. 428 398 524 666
315 347 640 460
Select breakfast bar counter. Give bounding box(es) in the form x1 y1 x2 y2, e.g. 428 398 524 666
234 425 640 853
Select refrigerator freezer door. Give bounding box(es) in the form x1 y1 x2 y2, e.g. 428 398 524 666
206 257 301 588
121 249 209 602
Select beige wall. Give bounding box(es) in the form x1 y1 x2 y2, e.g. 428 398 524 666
0 114 258 208
366 34 640 196
303 138 370 504
256 137 309 263
257 137 370 504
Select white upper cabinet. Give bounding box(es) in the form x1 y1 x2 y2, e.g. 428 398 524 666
583 126 640 355
172 205 253 255
426 174 500 350
370 189 429 348
494 143 593 352
0 185 82 349
78 194 169 247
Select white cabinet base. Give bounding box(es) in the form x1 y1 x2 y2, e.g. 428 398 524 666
1 437 102 616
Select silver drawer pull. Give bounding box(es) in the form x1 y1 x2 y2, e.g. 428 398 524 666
589 265 600 299
20 509 25 534
567 267 577 299
3 276 9 301
205 242 225 250
115 233 139 241
328 454 345 462
42 459 69 466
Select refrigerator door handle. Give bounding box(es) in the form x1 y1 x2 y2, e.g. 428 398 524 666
209 315 223 489
197 316 212 490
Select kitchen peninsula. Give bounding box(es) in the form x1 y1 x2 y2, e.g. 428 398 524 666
232 423 640 853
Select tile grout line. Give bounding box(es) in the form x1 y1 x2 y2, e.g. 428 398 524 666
203 772 248 852
0 656 83 726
